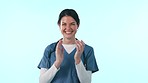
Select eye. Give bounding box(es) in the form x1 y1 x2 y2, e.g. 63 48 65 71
62 23 66 26
71 23 76 25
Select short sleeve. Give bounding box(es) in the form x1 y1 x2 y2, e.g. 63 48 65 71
85 46 99 73
38 45 52 69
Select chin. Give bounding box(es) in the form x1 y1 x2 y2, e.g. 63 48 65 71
64 35 74 39
65 37 73 39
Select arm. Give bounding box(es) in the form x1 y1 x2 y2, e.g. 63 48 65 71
74 40 92 83
39 40 64 83
39 64 59 83
75 60 92 83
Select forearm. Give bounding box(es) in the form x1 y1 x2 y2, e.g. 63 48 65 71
39 64 59 83
75 61 92 83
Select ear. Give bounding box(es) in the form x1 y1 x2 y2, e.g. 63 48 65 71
77 24 79 28
58 23 61 29
58 23 60 27
77 25 79 29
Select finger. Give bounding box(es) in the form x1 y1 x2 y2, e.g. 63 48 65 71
80 40 85 49
79 40 83 49
56 40 63 51
75 40 79 48
78 40 84 49
75 40 80 52
76 40 83 52
81 40 85 46
56 40 61 49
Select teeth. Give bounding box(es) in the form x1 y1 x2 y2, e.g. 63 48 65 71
66 32 72 34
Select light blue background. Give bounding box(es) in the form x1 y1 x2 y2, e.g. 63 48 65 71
0 0 148 83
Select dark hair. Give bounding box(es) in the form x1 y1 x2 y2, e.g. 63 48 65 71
57 9 80 26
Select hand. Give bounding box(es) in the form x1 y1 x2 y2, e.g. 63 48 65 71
74 40 85 64
54 40 64 69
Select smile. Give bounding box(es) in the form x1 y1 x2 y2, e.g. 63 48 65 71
65 31 73 34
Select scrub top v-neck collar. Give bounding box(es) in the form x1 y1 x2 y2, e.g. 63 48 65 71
62 44 76 55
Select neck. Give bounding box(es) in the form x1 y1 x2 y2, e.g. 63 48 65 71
62 38 76 44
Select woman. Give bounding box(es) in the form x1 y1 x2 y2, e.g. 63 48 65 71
38 9 99 83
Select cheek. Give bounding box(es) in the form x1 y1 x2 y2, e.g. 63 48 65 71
73 26 78 30
59 26 65 32
58 24 63 30
70 25 78 29
59 25 63 30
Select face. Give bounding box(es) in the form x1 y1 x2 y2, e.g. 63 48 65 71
59 16 78 39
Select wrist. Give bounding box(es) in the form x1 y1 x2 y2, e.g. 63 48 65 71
54 60 61 69
75 58 81 65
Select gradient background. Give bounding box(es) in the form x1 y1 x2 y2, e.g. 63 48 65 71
0 0 148 83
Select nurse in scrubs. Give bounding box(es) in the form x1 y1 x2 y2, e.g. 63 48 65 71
38 9 99 83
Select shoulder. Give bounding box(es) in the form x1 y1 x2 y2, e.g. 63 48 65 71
84 44 94 50
84 44 94 53
45 42 57 51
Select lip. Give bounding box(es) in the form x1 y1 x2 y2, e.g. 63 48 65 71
66 31 72 34
64 31 73 35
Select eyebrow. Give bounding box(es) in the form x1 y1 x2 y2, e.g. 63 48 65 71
61 22 76 24
71 22 76 24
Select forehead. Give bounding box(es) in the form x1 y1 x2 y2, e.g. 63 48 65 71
60 16 76 23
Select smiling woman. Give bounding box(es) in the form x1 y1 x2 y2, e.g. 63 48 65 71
37 9 99 83
59 16 78 40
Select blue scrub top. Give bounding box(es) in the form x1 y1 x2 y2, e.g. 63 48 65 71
38 42 99 83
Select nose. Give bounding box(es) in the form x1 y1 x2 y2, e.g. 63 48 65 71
65 24 71 30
